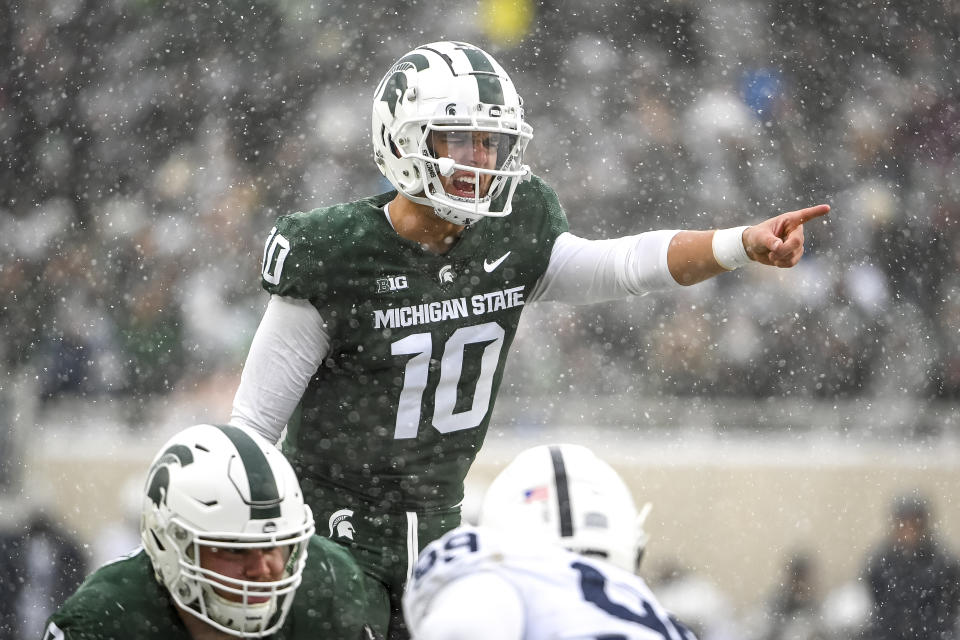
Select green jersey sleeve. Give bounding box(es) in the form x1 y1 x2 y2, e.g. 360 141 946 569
261 210 330 301
44 551 190 640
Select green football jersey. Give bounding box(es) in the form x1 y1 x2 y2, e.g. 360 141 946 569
260 175 568 512
45 539 384 640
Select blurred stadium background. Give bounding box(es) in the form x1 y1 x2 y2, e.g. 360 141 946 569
2 0 959 638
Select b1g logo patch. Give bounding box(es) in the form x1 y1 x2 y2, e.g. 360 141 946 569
328 508 356 542
377 275 408 293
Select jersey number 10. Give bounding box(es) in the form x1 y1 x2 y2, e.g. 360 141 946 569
391 322 505 439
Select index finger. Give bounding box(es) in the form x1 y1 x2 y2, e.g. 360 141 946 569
789 204 830 224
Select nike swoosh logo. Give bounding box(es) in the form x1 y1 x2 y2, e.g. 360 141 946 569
483 251 512 272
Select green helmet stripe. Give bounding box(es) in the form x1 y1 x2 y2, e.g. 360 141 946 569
475 75 505 106
461 46 495 73
461 47 505 105
217 425 282 520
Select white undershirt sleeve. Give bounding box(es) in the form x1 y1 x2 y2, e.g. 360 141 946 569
528 230 682 304
527 230 681 304
412 572 525 640
229 295 330 443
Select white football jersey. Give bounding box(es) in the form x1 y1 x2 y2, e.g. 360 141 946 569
404 525 697 640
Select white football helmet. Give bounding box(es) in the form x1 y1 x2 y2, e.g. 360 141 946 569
371 41 533 226
140 424 315 637
479 444 651 572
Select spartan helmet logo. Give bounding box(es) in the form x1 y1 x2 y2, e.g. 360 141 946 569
438 265 455 284
146 444 195 509
328 508 356 541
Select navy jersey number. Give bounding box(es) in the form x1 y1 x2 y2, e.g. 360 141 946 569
572 561 687 640
413 531 480 581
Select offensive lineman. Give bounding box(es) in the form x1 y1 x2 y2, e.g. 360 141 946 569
403 443 696 640
44 424 385 639
229 40 829 638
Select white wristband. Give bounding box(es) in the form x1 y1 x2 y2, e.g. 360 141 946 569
712 226 751 270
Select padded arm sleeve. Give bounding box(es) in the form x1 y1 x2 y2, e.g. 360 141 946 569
411 572 525 640
528 230 682 304
230 295 330 443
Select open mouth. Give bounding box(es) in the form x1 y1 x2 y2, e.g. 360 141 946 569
449 173 479 198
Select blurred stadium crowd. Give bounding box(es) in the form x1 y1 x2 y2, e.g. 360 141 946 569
1 0 959 430
3 3 960 638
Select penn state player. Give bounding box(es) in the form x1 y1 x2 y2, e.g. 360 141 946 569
403 444 696 639
44 424 385 639
230 40 828 638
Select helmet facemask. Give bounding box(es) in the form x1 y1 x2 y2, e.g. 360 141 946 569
160 519 313 637
419 113 530 225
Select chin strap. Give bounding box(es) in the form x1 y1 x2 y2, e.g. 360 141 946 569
203 585 278 637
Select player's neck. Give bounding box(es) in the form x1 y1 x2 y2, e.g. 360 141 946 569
387 194 464 255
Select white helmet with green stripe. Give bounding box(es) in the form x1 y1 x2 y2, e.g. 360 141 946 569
372 41 533 226
140 424 315 637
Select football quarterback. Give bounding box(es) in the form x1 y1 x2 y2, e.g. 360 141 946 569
44 424 385 640
230 39 828 639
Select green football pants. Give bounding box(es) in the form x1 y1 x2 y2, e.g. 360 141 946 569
307 485 462 640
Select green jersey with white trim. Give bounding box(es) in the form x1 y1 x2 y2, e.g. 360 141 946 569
260 175 568 512
44 541 384 640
